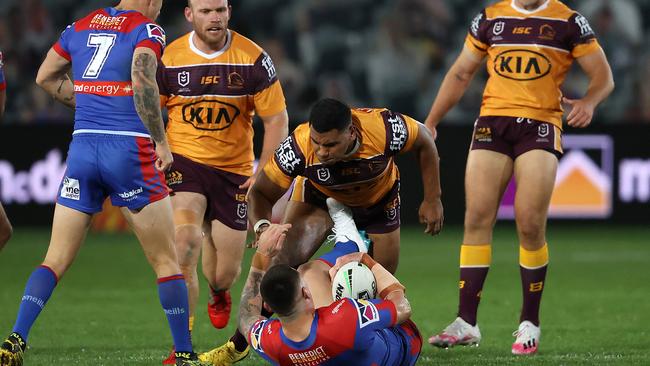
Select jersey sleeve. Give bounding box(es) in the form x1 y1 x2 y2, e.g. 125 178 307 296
343 298 398 349
248 319 279 365
157 62 169 106
464 9 490 56
263 133 306 189
381 110 420 156
0 51 6 91
52 23 74 61
251 52 287 117
134 22 166 59
567 12 601 58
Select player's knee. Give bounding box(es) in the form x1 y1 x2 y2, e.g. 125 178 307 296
464 209 495 232
516 221 545 247
297 261 320 276
174 225 202 263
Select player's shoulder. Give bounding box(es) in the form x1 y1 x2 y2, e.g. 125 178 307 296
162 32 192 63
229 30 267 61
250 318 282 354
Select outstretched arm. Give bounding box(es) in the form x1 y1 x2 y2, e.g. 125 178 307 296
563 48 615 128
132 47 172 172
424 46 484 133
410 123 443 235
240 110 289 194
238 224 291 336
36 48 75 109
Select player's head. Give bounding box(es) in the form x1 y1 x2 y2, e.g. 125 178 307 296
119 0 163 20
309 98 357 166
514 0 546 9
185 0 231 49
261 265 312 317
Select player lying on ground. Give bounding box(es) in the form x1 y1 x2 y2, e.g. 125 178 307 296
199 97 441 365
237 198 422 366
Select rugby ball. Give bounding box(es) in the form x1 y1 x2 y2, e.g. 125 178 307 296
331 261 377 301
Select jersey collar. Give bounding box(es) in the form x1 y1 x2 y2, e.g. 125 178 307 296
510 0 551 15
279 311 320 350
188 30 232 59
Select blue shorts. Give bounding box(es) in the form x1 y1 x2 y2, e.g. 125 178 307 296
57 134 168 213
379 319 422 366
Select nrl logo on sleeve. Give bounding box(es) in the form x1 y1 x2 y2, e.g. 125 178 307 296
317 167 331 182
146 23 166 46
250 320 266 353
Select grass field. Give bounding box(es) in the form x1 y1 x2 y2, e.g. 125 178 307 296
0 224 648 365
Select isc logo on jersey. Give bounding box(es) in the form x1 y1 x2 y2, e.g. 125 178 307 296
60 177 80 200
495 49 551 81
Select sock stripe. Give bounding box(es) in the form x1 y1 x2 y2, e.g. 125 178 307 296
39 265 59 283
519 244 549 269
157 274 185 284
460 244 492 267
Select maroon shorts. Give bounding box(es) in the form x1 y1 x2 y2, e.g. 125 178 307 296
166 153 248 231
470 116 563 159
290 177 400 234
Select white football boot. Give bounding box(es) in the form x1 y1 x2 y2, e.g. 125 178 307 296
428 317 482 348
325 198 368 253
511 321 540 355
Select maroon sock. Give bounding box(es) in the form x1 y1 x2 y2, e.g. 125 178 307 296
519 265 547 326
230 329 249 352
457 267 489 326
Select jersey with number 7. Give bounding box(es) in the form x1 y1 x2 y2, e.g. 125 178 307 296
53 7 166 135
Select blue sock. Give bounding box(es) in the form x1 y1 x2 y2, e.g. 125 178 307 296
12 266 58 341
318 240 360 266
157 275 192 353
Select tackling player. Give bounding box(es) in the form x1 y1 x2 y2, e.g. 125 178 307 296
0 1 208 365
0 49 12 252
238 198 422 366
424 0 614 355
158 1 288 363
201 97 442 364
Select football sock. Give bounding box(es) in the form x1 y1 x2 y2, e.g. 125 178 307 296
230 329 249 352
457 244 491 326
158 274 192 353
318 240 360 267
12 265 58 342
519 243 549 326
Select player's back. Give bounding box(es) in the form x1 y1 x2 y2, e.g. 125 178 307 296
53 7 165 136
250 298 421 366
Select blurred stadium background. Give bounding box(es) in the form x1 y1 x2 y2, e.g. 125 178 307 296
0 0 649 365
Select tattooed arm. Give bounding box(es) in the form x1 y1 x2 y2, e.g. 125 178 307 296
132 47 172 171
238 223 291 336
36 48 75 109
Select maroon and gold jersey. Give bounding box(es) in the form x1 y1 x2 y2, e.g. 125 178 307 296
465 0 601 128
159 30 286 176
263 108 420 207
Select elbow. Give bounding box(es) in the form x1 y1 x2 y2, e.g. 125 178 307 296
35 72 47 89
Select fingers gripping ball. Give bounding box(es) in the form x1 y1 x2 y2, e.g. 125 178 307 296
331 261 377 301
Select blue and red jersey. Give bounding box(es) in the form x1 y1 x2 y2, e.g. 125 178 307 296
0 50 6 91
52 7 165 136
248 298 421 366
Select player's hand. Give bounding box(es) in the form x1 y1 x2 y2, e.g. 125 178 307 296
256 223 291 257
563 97 596 128
239 175 256 200
419 198 444 236
154 141 173 172
329 252 366 280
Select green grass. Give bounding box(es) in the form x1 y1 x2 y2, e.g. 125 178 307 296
1 224 649 365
